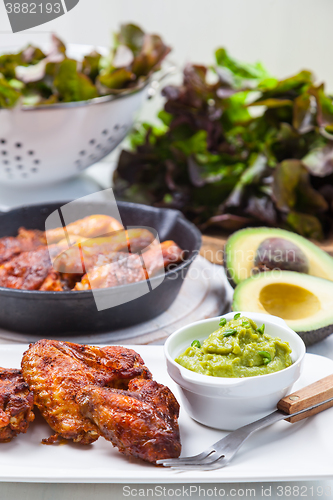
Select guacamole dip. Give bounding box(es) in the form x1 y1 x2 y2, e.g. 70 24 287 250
175 315 292 378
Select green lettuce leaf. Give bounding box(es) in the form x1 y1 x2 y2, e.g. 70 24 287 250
286 211 323 240
273 159 327 213
113 50 333 239
0 77 21 108
53 59 98 102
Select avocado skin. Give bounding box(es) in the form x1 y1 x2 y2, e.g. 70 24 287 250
223 244 238 289
296 326 333 347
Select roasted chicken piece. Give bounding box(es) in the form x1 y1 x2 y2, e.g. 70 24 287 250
0 227 46 265
0 246 63 291
52 228 156 274
141 240 184 276
0 228 163 291
46 214 123 244
77 378 181 463
39 269 64 291
0 368 34 442
75 240 184 290
0 216 185 293
21 340 152 445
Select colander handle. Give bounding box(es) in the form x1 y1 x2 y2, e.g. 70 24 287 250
147 59 178 99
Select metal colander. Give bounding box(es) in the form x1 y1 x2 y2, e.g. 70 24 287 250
0 43 172 187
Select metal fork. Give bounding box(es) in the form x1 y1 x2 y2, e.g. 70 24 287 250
157 375 333 471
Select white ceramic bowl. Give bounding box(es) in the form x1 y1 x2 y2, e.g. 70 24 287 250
165 311 306 430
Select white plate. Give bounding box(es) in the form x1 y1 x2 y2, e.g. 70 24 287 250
0 345 332 483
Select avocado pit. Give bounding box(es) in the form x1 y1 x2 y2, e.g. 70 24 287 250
254 237 309 274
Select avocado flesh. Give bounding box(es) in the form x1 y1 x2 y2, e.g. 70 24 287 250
224 227 333 288
232 270 333 345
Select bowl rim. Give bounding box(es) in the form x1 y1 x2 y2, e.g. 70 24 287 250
0 200 202 297
164 311 306 386
17 81 150 111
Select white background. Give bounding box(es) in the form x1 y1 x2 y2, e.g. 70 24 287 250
0 0 333 89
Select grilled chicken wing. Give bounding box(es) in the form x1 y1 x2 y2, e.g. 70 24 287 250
0 228 46 265
46 215 123 244
77 378 181 463
75 240 184 290
21 340 152 445
0 368 34 442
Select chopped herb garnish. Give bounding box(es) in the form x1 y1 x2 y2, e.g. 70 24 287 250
242 321 251 328
257 324 265 334
191 340 201 348
223 329 237 337
219 318 227 327
259 351 271 364
234 313 241 320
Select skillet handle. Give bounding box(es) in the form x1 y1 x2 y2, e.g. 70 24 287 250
277 374 333 423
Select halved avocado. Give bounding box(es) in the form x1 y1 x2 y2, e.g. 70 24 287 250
224 227 333 288
232 270 333 345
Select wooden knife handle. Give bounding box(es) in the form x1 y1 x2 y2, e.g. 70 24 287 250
277 374 333 423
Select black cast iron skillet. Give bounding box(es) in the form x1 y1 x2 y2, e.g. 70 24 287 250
0 201 201 336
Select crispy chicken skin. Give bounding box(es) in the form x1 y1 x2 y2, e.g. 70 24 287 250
39 270 64 291
0 230 172 292
0 246 62 290
0 368 34 442
0 228 46 265
0 217 184 292
52 228 156 274
75 240 184 290
46 215 123 244
21 340 152 445
77 379 181 463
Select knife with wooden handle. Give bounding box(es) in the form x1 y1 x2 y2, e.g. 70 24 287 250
277 374 333 423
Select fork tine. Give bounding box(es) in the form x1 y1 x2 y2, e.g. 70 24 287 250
157 451 224 468
169 456 228 471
